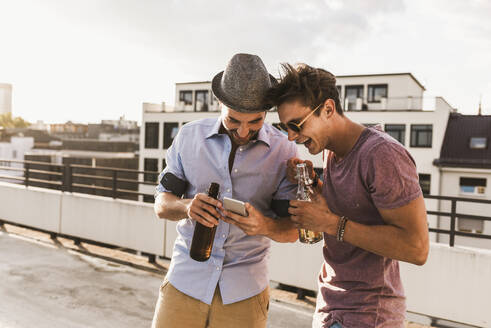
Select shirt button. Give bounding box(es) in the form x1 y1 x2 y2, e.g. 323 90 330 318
216 266 220 271
239 148 243 151
222 234 226 238
227 189 231 192
234 169 238 173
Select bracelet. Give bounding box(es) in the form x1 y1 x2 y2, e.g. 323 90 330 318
311 172 320 188
336 216 348 242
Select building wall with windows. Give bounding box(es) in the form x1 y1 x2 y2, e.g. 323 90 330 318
175 82 219 112
436 167 491 249
432 114 491 248
49 122 89 139
336 73 425 111
0 136 34 162
0 136 34 183
172 74 426 114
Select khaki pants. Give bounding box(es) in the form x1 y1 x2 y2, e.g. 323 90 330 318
151 280 269 328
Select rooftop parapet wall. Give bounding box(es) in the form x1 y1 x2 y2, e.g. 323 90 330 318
0 182 489 327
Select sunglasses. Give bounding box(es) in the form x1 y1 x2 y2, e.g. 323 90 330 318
279 102 323 133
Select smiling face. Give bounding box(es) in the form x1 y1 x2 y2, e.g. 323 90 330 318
278 99 335 155
221 105 266 146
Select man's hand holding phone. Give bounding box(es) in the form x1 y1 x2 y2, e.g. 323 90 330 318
222 198 273 237
223 197 248 216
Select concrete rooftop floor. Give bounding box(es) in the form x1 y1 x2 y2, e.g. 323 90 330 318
0 223 432 328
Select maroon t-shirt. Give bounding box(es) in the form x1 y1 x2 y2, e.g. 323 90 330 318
314 127 422 328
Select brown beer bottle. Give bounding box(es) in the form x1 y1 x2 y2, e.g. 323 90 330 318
190 182 220 262
296 163 323 244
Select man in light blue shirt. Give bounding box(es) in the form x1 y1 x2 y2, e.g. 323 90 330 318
151 54 298 328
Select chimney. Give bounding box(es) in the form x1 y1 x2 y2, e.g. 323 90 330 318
478 95 482 116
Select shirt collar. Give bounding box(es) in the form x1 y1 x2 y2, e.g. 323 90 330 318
256 124 271 148
205 117 223 139
205 117 271 148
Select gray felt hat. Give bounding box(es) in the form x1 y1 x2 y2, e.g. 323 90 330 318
212 53 277 113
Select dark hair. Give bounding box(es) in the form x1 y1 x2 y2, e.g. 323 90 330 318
265 63 343 115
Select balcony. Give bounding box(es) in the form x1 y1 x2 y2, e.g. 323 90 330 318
342 96 454 112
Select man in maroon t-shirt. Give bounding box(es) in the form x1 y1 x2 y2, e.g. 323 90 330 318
266 64 429 328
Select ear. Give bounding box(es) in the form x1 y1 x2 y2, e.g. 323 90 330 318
323 99 336 118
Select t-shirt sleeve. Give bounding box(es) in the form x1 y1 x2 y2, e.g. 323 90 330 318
155 129 187 196
271 141 298 217
366 142 422 209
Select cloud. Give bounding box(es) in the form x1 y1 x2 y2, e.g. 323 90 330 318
1 0 490 122
62 0 407 76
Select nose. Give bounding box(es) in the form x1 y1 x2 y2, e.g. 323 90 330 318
287 129 298 142
237 124 249 138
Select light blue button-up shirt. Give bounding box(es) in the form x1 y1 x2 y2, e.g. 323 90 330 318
156 117 297 305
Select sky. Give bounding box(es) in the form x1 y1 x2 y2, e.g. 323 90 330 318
0 0 490 124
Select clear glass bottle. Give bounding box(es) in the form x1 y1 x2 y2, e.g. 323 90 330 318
296 163 323 244
190 182 220 261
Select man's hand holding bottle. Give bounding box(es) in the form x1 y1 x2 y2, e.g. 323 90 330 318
186 193 223 228
286 158 315 184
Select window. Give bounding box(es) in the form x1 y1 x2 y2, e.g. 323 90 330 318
336 85 342 98
469 137 487 149
345 85 364 110
410 124 432 148
418 174 431 195
144 122 159 149
179 90 193 105
385 124 406 145
195 90 209 112
163 122 179 149
143 195 155 203
458 217 484 233
368 84 388 103
363 123 382 129
144 158 158 183
459 177 486 195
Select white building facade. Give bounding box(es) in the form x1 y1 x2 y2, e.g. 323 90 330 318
432 114 491 248
139 73 458 243
0 136 34 182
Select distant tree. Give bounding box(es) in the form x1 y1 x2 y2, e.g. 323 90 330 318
0 113 31 128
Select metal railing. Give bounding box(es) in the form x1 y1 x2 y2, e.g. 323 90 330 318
1 159 490 247
425 194 491 247
341 96 445 111
0 159 156 201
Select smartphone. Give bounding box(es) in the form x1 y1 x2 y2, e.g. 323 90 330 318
223 197 248 216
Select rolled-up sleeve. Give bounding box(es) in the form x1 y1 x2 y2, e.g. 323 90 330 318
155 129 187 195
